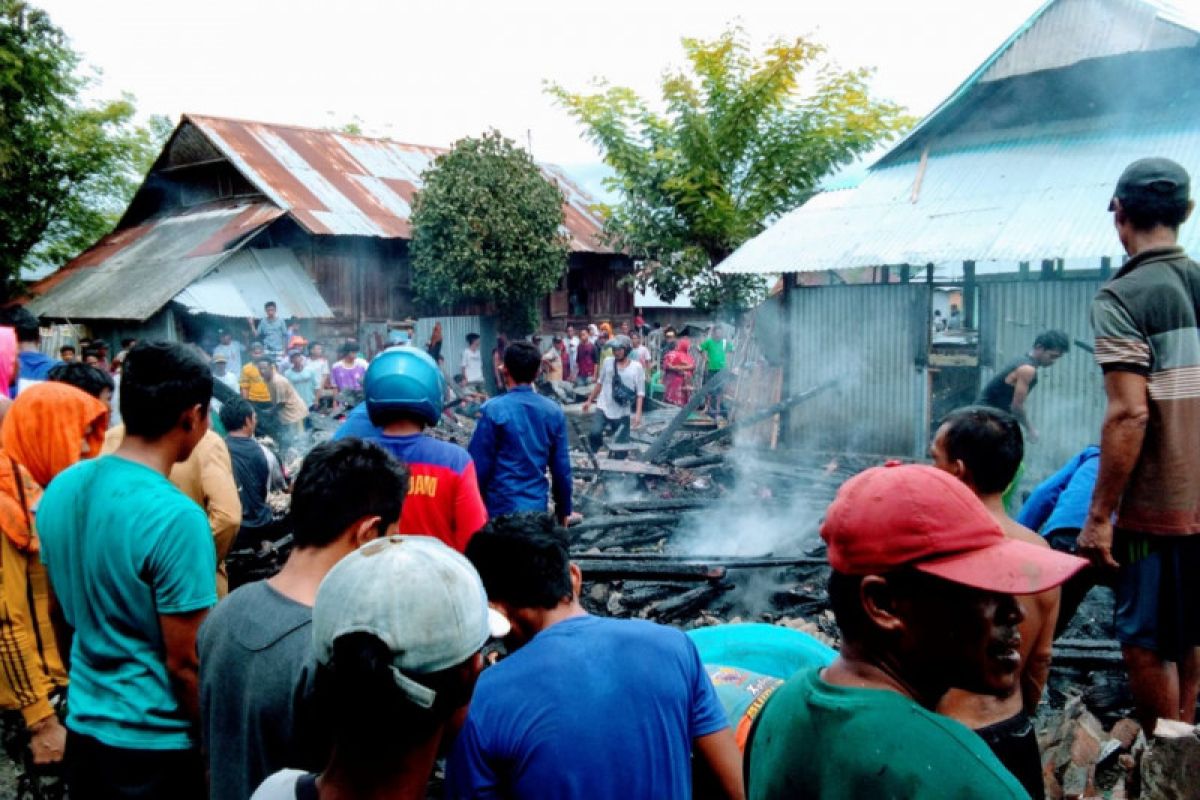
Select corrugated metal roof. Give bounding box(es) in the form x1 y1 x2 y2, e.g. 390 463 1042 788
185 115 611 253
878 0 1198 170
719 116 1200 274
174 247 333 319
27 202 283 320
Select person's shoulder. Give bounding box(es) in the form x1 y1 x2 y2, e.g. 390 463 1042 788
1000 515 1046 548
415 435 474 472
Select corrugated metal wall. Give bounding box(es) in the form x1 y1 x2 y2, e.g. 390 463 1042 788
415 315 499 391
787 283 930 457
978 280 1105 480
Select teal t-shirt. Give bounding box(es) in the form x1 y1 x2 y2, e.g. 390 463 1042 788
38 455 217 750
700 338 728 371
747 667 1030 799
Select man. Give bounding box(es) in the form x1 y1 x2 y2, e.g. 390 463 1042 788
630 330 652 373
565 324 580 379
59 344 76 362
250 301 288 357
13 311 58 395
1079 156 1200 734
448 513 743 800
283 349 319 409
212 353 240 394
930 407 1060 799
329 341 366 397
468 342 572 524
1019 446 1108 638
101 411 241 596
575 327 597 386
700 324 730 417
252 535 504 799
351 346 487 551
307 341 331 407
540 335 564 384
978 330 1070 444
256 356 308 446
38 342 218 798
582 334 644 451
213 329 244 374
199 438 408 800
462 332 485 393
745 463 1086 799
219 400 280 565
241 342 271 405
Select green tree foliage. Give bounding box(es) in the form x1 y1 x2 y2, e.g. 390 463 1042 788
549 28 914 312
0 1 168 299
410 130 570 336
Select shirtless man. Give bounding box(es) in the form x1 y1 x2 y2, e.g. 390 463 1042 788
930 405 1058 800
978 330 1069 444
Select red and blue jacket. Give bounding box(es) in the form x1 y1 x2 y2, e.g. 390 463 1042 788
333 407 487 551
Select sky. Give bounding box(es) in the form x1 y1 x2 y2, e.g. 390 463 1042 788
34 0 1051 173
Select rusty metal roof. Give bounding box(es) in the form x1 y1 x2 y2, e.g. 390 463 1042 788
27 201 284 321
185 114 611 253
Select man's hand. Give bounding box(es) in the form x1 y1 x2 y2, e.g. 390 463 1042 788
1077 515 1119 570
582 400 592 413
632 413 643 430
28 714 66 766
563 512 584 527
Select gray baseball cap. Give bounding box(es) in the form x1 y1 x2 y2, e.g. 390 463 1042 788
313 535 509 709
1109 157 1191 210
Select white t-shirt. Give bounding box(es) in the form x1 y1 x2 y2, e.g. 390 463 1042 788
596 357 645 419
462 347 484 383
632 345 652 370
250 769 309 799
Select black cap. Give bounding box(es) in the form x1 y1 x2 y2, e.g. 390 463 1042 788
1109 157 1191 211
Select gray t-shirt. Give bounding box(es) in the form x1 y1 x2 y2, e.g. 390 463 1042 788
257 318 289 352
198 581 324 800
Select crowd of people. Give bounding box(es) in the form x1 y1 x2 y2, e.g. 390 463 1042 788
0 156 1188 800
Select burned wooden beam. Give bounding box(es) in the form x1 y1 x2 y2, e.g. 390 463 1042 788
644 370 733 463
672 453 726 469
577 458 673 477
643 582 731 622
661 380 839 461
570 513 679 536
577 558 727 582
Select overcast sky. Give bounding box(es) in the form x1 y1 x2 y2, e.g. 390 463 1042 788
38 0 1046 174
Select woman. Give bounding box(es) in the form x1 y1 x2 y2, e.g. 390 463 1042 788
0 383 108 772
426 322 443 362
662 337 696 406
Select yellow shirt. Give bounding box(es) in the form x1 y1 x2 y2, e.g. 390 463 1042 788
240 363 270 402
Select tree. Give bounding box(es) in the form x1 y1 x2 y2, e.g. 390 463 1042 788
548 28 914 312
410 130 570 336
0 1 168 300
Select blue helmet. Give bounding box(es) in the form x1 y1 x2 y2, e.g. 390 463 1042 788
364 346 445 427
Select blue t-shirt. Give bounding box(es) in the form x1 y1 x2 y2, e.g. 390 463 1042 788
330 403 383 441
38 455 217 750
446 615 729 800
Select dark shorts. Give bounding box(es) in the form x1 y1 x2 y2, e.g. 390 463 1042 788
975 710 1043 800
1114 530 1200 659
66 730 205 800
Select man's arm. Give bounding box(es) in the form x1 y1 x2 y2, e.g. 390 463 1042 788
693 728 746 800
1021 587 1060 715
1078 370 1149 569
582 362 606 410
1008 365 1037 441
466 413 497 494
198 436 242 565
159 609 208 724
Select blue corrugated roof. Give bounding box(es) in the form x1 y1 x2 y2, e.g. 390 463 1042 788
719 115 1200 274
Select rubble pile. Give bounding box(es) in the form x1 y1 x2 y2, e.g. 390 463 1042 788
1038 699 1200 799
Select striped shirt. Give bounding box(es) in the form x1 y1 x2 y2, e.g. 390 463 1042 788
1092 245 1200 535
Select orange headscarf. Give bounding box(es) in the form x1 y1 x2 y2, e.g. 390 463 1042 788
0 383 108 551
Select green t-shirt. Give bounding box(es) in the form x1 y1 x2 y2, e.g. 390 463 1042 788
700 337 728 371
38 455 217 750
746 667 1030 800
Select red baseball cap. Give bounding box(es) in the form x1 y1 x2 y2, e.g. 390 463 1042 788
821 463 1086 594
